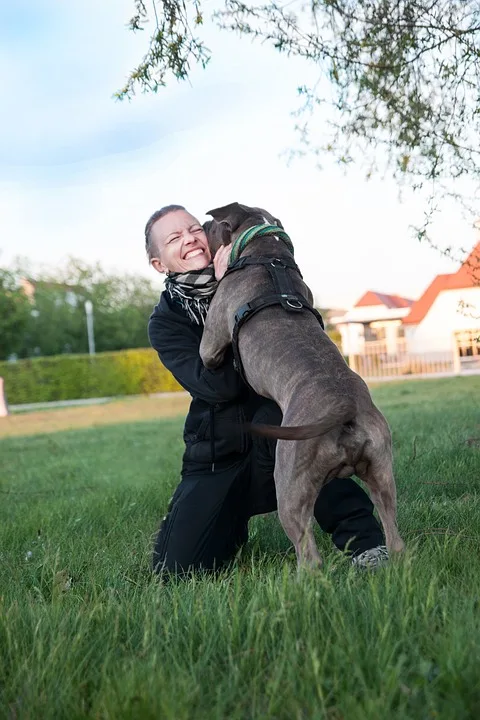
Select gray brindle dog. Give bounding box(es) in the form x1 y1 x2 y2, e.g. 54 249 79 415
200 202 405 570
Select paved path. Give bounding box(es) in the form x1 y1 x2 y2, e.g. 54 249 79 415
9 391 188 413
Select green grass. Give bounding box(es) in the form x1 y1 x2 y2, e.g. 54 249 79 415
1 376 479 719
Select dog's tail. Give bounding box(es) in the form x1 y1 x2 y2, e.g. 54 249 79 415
248 398 356 441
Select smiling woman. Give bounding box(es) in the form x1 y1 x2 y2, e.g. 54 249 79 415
144 204 232 329
145 205 212 274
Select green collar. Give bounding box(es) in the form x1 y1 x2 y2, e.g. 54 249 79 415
229 224 294 265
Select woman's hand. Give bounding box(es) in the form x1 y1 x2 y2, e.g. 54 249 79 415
213 244 232 281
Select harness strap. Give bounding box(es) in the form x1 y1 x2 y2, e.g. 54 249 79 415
224 256 324 383
266 258 297 297
229 224 294 264
223 255 302 279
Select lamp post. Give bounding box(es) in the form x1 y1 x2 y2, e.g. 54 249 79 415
84 300 96 356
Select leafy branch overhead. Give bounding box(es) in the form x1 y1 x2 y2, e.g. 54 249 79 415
115 0 210 97
118 0 480 206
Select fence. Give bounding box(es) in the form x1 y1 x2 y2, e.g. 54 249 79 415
348 340 480 381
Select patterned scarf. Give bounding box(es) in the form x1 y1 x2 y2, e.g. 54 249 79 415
165 264 218 325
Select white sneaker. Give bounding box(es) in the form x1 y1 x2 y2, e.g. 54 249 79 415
352 545 389 570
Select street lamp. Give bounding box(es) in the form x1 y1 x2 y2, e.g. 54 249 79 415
84 300 96 356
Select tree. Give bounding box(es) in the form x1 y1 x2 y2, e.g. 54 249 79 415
16 259 160 358
21 282 87 357
0 270 31 361
52 259 159 353
117 1 480 256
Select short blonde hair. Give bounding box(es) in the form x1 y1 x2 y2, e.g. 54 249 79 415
144 204 186 260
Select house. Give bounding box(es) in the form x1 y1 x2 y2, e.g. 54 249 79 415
331 234 479 367
402 241 480 361
20 277 35 301
330 292 415 357
20 278 80 307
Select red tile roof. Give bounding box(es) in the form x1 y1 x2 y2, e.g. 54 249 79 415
403 242 480 325
355 290 415 309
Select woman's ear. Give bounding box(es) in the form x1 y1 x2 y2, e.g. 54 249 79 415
150 257 168 275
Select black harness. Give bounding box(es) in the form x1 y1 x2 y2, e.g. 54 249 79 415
223 254 325 383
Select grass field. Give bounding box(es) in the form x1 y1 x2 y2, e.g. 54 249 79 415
1 376 479 719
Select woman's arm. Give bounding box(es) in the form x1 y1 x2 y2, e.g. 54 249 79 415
148 311 243 404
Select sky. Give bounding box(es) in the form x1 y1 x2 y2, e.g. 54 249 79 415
1 0 477 309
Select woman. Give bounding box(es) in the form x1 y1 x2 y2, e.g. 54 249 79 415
146 204 387 574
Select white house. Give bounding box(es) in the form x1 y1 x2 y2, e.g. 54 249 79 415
403 241 480 362
331 291 415 357
330 238 479 373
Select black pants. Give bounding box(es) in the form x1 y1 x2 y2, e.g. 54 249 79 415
153 401 384 574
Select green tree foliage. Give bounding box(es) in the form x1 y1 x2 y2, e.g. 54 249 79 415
1 259 160 360
117 1 480 249
115 0 210 97
22 282 87 357
0 270 31 361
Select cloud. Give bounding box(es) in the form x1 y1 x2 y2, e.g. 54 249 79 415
0 0 470 309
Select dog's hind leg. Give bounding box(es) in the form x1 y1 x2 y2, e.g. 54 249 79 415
356 455 405 555
275 442 323 571
277 490 323 571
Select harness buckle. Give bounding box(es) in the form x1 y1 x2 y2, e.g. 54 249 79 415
235 303 252 323
278 294 304 311
286 298 303 310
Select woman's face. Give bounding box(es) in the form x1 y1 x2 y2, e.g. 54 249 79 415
150 209 212 274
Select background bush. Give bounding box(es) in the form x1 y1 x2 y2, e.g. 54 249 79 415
0 349 182 404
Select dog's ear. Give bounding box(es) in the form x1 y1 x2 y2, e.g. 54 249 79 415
249 205 284 230
206 202 250 232
207 202 284 231
203 219 232 255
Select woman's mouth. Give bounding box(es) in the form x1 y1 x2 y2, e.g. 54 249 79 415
184 248 205 260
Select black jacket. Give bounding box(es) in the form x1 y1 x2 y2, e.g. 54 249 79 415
148 292 258 471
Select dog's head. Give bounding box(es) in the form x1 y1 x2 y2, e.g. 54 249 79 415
204 202 284 254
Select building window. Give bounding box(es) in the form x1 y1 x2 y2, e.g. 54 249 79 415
456 329 480 357
365 325 386 342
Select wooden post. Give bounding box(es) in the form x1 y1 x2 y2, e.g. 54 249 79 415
0 377 8 417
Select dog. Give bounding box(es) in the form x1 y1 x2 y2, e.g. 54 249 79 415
200 202 405 570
